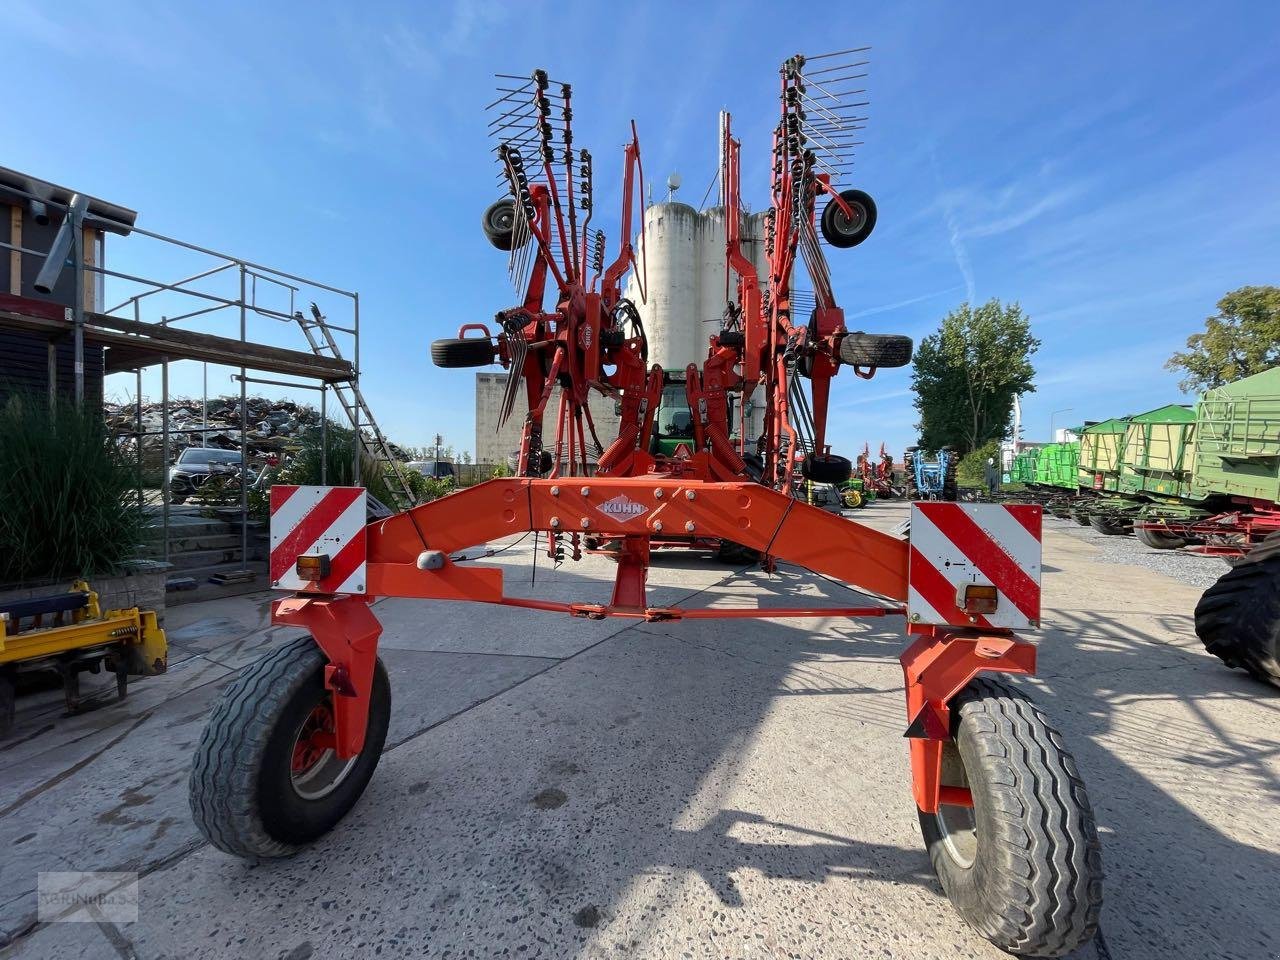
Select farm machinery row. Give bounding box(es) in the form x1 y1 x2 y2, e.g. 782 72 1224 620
840 442 958 507
187 54 1103 956
1005 368 1280 686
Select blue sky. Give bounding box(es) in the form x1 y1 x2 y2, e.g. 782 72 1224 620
7 0 1279 457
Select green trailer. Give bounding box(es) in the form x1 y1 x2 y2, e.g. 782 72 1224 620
1191 366 1280 505
1077 418 1128 491
1009 446 1041 485
1034 441 1080 490
1118 404 1197 500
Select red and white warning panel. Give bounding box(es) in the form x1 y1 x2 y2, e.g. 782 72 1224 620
907 503 1042 630
270 486 367 595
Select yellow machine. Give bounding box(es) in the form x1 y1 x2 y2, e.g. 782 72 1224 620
0 580 167 738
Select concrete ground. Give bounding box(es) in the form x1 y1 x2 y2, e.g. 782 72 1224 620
1 502 1277 959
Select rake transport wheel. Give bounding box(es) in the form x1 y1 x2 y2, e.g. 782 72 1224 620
801 453 853 485
820 188 878 248
431 337 495 368
189 636 391 858
1194 532 1280 687
482 197 521 250
836 332 913 369
920 678 1103 957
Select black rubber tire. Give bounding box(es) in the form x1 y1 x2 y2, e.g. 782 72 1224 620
836 333 913 369
1194 535 1280 686
482 198 520 251
1135 526 1186 550
801 453 852 485
0 670 15 741
189 636 391 858
820 188 878 248
919 677 1103 957
717 330 745 349
1088 515 1129 536
431 337 494 368
943 457 959 503
715 540 761 565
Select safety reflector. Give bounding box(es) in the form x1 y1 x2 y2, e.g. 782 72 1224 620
908 503 1041 630
270 486 367 595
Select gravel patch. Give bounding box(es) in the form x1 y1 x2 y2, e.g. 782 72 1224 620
1047 516 1229 590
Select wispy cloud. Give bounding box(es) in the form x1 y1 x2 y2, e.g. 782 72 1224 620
834 387 913 410
845 284 964 321
929 147 976 303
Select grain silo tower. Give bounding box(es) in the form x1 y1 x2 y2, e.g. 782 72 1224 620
622 180 772 447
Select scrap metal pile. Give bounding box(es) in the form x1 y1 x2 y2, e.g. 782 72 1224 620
104 396 409 466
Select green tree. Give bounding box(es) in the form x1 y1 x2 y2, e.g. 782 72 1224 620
911 300 1039 453
1166 286 1280 392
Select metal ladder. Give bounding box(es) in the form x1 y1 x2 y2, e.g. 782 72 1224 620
294 303 417 507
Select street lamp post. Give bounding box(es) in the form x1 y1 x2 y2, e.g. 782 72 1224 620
1049 407 1074 442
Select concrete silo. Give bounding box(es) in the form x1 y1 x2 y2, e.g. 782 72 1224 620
622 200 771 446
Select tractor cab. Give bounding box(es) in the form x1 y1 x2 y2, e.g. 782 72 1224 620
649 370 738 458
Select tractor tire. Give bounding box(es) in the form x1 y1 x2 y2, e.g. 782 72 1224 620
482 198 521 251
919 677 1103 957
1135 526 1186 550
820 188 878 248
431 337 494 368
1088 515 1129 536
842 488 864 509
836 332 913 369
1194 534 1280 687
190 636 391 859
801 453 852 485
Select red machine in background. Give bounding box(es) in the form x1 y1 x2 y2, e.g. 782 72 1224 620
856 441 905 499
189 53 1101 957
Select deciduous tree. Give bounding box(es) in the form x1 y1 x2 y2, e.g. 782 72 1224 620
1166 286 1280 392
911 300 1039 453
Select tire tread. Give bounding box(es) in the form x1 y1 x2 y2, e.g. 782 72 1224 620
925 678 1103 957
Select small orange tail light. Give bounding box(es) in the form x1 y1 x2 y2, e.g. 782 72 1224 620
960 584 998 615
296 553 331 582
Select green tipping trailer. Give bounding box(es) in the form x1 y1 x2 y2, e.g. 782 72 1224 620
1118 404 1197 500
1034 441 1080 490
1009 446 1041 485
1078 418 1128 491
1191 366 1280 505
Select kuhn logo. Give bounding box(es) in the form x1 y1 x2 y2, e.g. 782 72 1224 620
600 494 648 522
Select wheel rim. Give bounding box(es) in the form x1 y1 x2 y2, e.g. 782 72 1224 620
938 802 978 869
936 747 978 869
836 202 866 233
290 697 357 800
488 202 515 233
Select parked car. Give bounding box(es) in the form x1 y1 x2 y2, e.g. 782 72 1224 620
407 460 456 481
168 447 256 504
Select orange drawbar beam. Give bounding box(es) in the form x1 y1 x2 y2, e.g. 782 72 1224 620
364 477 910 605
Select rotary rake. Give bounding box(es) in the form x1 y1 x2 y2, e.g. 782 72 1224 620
189 51 1102 957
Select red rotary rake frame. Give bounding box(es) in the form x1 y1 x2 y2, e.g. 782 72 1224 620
191 51 1101 957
